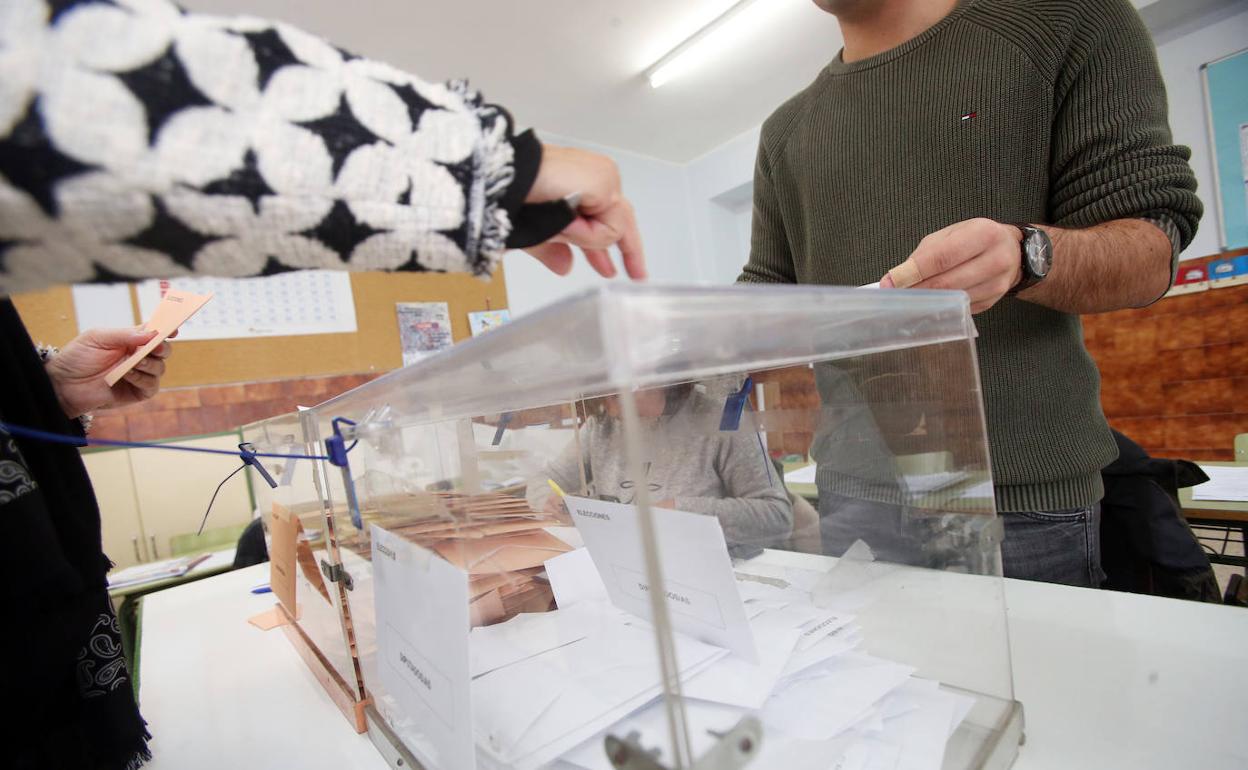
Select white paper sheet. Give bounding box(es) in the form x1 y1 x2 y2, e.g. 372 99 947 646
1192 465 1248 501
544 547 609 609
566 496 758 662
474 618 726 770
903 471 970 496
370 526 474 770
763 653 914 741
681 607 804 709
469 602 616 678
784 464 818 484
71 283 135 333
869 687 960 770
780 623 862 679
561 697 746 770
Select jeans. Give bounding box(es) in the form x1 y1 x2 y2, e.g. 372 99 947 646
818 492 1105 588
1000 504 1105 588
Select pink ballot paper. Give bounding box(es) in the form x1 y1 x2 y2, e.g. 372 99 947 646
104 288 212 386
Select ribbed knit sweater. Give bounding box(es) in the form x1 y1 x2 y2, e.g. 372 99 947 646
739 0 1202 512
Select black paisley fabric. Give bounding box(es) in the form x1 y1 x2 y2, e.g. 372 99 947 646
1 299 150 769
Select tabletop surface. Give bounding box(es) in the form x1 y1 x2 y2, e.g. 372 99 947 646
140 562 1248 770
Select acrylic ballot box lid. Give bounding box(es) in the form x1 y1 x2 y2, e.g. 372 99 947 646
283 284 1019 770
308 284 977 428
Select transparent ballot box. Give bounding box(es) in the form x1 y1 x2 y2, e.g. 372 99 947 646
284 285 1021 770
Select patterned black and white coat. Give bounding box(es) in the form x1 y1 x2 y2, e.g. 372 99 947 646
0 0 549 296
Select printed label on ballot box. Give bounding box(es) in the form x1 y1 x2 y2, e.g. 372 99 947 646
371 525 474 770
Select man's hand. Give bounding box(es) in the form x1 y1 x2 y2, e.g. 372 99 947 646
522 145 647 281
880 218 1022 314
45 327 174 418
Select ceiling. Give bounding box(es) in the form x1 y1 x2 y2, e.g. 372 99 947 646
181 0 1234 164
180 0 843 163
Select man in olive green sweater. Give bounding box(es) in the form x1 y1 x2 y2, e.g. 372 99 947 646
740 0 1202 585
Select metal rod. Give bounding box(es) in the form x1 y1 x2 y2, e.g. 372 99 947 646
616 389 694 768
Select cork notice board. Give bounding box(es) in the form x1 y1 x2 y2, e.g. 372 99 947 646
11 270 508 388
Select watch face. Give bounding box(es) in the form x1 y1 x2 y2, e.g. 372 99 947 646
1023 230 1052 277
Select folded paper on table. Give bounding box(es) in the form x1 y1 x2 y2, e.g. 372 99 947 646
1192 465 1248 502
107 553 209 590
104 288 211 386
565 495 757 662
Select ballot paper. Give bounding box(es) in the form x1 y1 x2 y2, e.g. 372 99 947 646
762 653 915 742
544 547 609 609
784 463 818 484
104 288 211 386
370 526 474 770
846 683 972 770
472 612 727 770
469 602 620 678
561 697 747 770
1192 465 1248 502
565 495 757 662
680 606 805 709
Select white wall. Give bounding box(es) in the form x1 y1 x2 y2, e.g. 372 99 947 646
684 126 761 285
1153 4 1248 260
670 5 1248 284
510 5 1246 314
502 131 702 317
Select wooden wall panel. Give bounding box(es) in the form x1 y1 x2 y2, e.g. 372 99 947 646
1083 248 1248 462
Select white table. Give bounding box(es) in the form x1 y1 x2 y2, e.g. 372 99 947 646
140 564 1248 769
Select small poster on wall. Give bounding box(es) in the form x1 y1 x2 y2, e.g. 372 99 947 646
396 302 453 366
1202 47 1248 250
467 308 511 337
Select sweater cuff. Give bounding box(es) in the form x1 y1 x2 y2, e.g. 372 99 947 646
1140 215 1181 303
503 131 577 249
500 130 542 223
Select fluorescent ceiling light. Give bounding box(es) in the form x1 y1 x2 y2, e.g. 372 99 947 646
646 0 778 88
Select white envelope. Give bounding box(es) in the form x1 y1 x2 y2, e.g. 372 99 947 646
566 495 757 662
681 616 802 709
544 547 609 609
469 601 619 678
474 617 726 770
780 624 863 679
560 697 748 770
763 653 914 742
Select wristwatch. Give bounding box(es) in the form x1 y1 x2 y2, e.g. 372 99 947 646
1010 224 1052 294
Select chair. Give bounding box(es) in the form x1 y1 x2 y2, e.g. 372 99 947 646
169 523 248 557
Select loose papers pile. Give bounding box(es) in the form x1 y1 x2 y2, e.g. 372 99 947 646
468 550 974 770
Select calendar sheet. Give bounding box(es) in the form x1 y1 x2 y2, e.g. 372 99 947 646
135 271 357 340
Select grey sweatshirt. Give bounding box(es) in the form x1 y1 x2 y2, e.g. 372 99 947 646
529 392 793 548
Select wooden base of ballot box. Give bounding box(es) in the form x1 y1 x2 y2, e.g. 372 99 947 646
279 613 370 733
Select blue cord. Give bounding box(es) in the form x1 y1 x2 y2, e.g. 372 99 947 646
0 420 334 462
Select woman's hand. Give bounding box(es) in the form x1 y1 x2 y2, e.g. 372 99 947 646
45 327 174 418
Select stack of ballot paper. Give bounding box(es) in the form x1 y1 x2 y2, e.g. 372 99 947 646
107 553 210 590
461 550 974 770
382 491 571 626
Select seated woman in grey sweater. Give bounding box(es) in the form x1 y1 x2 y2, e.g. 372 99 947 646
528 383 793 550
